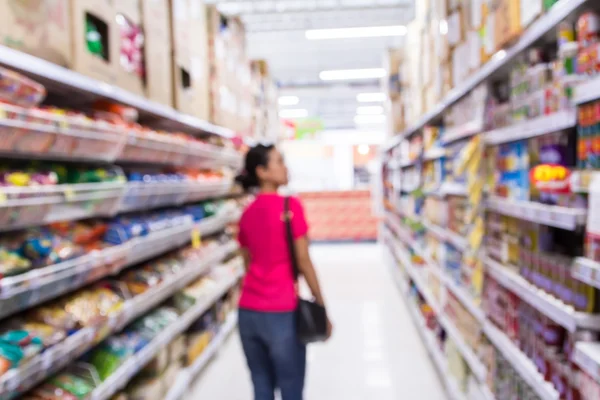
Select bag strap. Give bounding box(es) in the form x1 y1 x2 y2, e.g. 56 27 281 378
284 196 300 281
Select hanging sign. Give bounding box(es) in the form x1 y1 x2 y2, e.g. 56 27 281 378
530 164 571 193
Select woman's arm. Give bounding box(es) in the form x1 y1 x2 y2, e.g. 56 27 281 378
294 236 325 306
240 248 250 273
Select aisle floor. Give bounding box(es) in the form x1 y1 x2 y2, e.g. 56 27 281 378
187 244 447 400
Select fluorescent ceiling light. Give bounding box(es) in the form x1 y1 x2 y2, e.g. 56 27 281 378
306 25 407 40
357 106 384 115
279 108 308 119
354 115 386 124
320 68 386 81
358 144 371 155
357 93 386 103
278 96 299 106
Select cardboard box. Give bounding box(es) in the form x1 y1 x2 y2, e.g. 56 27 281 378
71 0 119 84
0 0 73 67
447 10 464 46
142 0 173 106
114 0 144 97
382 48 403 99
170 0 195 115
494 0 522 50
171 0 191 58
188 0 210 119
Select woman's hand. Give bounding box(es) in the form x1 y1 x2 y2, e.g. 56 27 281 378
325 318 333 341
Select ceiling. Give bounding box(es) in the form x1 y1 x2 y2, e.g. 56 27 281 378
210 0 414 130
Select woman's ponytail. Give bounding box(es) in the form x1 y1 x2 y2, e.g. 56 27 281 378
235 144 275 192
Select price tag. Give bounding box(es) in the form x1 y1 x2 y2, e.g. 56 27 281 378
191 227 202 249
64 186 75 201
0 190 6 204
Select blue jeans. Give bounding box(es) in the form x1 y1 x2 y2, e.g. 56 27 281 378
239 309 306 400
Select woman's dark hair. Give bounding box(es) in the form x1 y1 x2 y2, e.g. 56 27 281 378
235 144 275 191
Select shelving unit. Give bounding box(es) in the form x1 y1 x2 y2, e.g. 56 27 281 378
89 269 243 400
485 257 600 332
165 313 239 400
0 20 248 395
482 110 577 146
382 0 590 151
0 241 239 396
381 1 600 397
0 45 234 139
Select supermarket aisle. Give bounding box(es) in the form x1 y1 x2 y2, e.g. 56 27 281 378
187 244 447 400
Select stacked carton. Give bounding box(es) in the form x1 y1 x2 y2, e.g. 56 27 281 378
206 8 254 135
382 49 405 135
386 0 548 130
0 0 175 107
250 60 280 141
170 0 210 117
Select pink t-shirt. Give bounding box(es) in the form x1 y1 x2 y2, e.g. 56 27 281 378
237 193 309 312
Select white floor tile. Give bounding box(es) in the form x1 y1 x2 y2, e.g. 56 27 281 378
186 244 448 400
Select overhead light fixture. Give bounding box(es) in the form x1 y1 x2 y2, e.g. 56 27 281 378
357 92 386 103
357 106 384 115
320 68 386 81
306 25 407 40
358 144 371 155
279 108 308 119
278 96 299 106
354 115 386 124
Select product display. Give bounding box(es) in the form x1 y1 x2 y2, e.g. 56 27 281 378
0 1 258 394
383 2 600 399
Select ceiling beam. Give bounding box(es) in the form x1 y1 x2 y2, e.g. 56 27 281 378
240 7 414 31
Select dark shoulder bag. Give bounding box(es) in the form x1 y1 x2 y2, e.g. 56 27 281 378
284 197 328 344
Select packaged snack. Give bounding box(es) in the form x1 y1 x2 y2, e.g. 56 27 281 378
0 330 44 374
29 305 77 331
89 337 135 381
0 248 31 276
49 373 95 398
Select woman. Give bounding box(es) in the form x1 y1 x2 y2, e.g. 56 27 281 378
236 144 332 400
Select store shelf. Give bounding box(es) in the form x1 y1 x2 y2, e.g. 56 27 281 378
574 75 600 105
404 297 467 400
573 342 600 384
119 180 232 213
424 148 447 161
483 321 559 400
441 182 468 197
0 45 234 139
0 181 125 232
89 269 243 400
422 220 447 241
400 159 419 168
118 132 241 169
0 242 240 397
485 257 600 332
572 257 600 289
165 313 238 400
0 207 238 320
438 314 487 383
482 110 577 146
442 274 486 324
441 119 484 145
486 196 587 231
382 0 589 151
405 258 441 315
